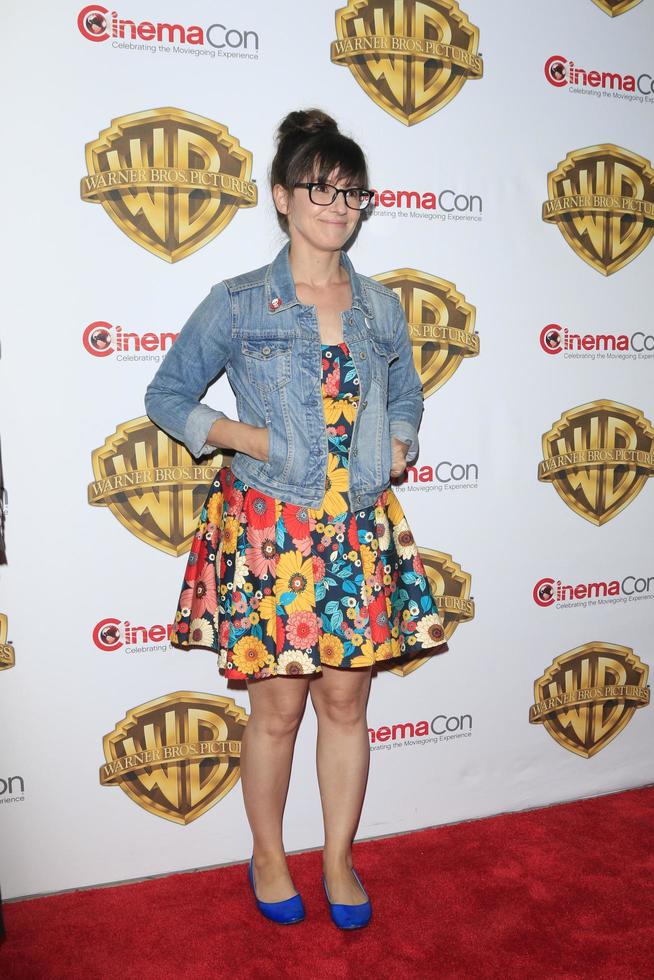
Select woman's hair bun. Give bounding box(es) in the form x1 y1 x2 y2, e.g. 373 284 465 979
276 109 339 144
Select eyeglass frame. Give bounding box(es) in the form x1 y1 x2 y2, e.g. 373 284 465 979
293 181 375 210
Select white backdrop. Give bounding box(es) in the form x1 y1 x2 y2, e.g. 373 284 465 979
1 0 653 900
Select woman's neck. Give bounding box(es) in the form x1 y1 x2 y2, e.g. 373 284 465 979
288 240 348 290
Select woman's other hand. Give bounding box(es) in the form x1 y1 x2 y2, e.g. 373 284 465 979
390 437 410 479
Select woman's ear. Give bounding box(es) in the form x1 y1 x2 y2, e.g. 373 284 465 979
272 183 290 216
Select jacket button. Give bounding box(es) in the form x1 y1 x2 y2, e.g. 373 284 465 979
360 352 366 360
262 345 271 355
362 400 368 408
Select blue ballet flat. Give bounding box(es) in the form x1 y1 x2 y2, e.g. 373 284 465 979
248 856 305 924
322 867 372 930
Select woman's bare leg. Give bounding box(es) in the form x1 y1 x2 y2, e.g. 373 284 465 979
240 675 310 902
310 665 373 904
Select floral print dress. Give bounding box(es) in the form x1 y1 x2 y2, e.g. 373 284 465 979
170 342 448 678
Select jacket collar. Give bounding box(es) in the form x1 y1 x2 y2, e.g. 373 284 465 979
265 241 374 317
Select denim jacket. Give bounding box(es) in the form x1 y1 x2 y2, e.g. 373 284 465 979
144 242 423 511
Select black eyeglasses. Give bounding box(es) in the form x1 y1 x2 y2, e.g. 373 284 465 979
294 182 374 211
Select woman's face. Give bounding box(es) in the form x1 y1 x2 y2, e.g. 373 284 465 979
273 168 363 253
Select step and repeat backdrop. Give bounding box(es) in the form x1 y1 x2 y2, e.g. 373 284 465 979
1 0 653 899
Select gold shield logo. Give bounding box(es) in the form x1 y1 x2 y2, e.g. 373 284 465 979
81 108 257 262
542 145 654 276
391 548 474 677
100 692 249 824
374 268 478 397
331 0 483 125
530 642 650 758
88 416 232 556
538 400 654 526
0 614 15 671
590 0 643 15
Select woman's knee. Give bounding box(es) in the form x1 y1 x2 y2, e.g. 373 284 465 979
311 678 370 727
248 680 308 738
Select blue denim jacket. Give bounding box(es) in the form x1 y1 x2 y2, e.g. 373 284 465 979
144 242 423 510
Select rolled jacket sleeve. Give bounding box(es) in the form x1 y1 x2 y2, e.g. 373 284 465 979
387 296 424 463
144 282 232 458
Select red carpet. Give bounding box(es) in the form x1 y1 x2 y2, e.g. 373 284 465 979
2 785 654 979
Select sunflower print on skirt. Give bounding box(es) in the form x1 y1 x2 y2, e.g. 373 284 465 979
171 342 448 678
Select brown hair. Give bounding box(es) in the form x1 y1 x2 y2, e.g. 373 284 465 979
270 109 370 233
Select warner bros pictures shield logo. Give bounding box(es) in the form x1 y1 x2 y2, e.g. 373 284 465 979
100 692 249 824
530 642 649 757
542 145 654 276
0 614 15 670
331 0 483 125
590 0 643 17
374 268 478 397
81 108 257 262
538 400 654 525
88 416 232 556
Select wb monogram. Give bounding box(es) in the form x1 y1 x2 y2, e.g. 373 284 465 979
101 693 249 824
374 269 478 397
331 0 482 125
81 108 257 262
88 417 232 556
530 642 649 757
538 401 654 525
543 145 654 276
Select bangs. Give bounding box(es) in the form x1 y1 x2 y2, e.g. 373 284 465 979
289 133 369 188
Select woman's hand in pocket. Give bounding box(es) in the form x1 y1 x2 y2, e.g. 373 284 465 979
206 419 269 461
245 424 270 462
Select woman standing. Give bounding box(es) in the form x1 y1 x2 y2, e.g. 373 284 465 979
145 109 448 929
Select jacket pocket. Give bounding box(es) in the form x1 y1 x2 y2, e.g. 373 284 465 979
241 339 292 391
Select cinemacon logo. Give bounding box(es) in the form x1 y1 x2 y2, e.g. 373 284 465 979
544 54 654 95
77 5 259 50
540 323 654 354
368 714 471 744
373 187 482 214
0 776 25 802
83 321 177 359
93 617 174 652
401 460 478 485
533 575 654 608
